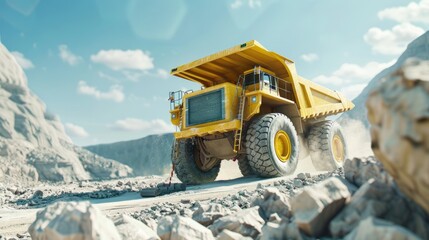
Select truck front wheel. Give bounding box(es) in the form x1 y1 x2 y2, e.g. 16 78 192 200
172 139 220 184
307 121 348 171
245 113 299 177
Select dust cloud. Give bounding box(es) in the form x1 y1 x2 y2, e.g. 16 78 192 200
341 119 373 158
217 160 243 180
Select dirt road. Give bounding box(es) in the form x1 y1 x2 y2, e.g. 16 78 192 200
0 174 301 235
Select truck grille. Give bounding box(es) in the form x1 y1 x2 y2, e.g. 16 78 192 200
186 88 225 127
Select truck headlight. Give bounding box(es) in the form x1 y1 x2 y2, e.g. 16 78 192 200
172 114 176 119
251 96 257 103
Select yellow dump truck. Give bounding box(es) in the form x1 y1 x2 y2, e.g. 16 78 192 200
169 40 354 184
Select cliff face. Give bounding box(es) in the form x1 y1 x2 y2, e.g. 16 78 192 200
0 43 133 185
340 31 429 125
85 133 175 176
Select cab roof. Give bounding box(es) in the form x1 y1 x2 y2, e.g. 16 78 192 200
171 40 294 86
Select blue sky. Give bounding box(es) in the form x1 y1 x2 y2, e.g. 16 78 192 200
1 0 428 145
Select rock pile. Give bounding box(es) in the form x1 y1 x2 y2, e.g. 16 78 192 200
24 157 429 240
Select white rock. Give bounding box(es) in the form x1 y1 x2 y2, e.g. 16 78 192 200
0 43 27 88
113 214 160 240
259 220 303 240
170 215 214 240
216 229 251 240
296 173 306 180
268 213 282 224
345 217 420 240
28 201 121 240
157 216 174 240
291 177 351 237
259 222 285 240
344 157 390 187
158 215 214 240
192 203 231 226
209 206 264 238
329 179 390 237
251 187 291 220
330 178 429 239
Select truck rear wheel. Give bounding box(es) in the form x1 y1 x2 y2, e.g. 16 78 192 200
245 113 299 177
237 155 254 176
172 139 220 184
307 121 347 171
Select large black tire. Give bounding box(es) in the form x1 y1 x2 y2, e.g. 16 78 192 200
238 154 254 176
245 113 299 177
307 121 348 171
172 139 220 184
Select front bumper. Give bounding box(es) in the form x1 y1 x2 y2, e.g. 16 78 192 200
174 119 240 139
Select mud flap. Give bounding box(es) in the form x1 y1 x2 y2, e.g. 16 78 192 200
140 183 187 197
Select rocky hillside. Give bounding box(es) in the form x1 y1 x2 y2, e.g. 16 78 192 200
0 43 133 185
340 30 429 126
85 133 174 176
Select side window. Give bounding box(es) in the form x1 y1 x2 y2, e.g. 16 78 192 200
244 73 255 87
263 73 270 85
244 73 260 87
270 76 277 90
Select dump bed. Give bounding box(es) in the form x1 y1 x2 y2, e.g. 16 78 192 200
171 40 354 119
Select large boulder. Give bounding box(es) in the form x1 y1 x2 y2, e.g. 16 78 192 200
290 177 351 237
216 229 252 240
330 179 394 237
259 220 303 240
192 202 231 226
113 214 160 240
330 179 429 239
345 217 420 240
209 206 264 238
157 215 214 240
251 187 291 220
366 58 429 214
28 201 121 240
344 156 391 187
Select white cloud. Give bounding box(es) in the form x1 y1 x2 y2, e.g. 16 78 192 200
313 60 395 86
65 123 89 138
121 68 169 81
10 51 34 69
364 23 425 55
111 118 175 133
122 71 143 82
157 69 169 79
98 71 118 82
91 49 154 71
59 45 82 66
339 84 367 100
77 81 124 103
378 0 429 24
301 53 319 62
230 0 261 9
313 59 395 99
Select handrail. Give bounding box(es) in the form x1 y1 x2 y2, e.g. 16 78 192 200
169 90 184 110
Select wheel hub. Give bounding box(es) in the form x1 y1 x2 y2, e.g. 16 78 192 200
332 134 345 163
274 130 291 162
